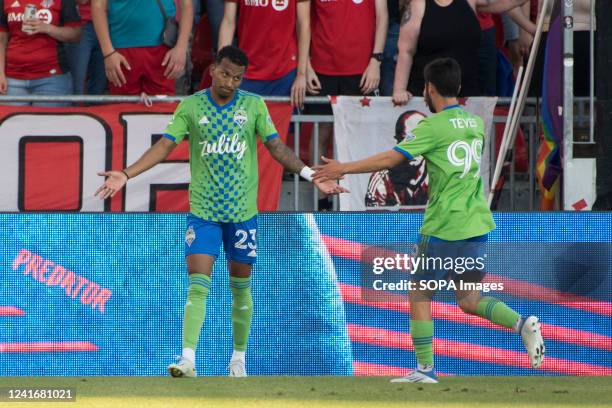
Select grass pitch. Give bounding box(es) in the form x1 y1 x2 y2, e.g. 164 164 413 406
1 377 611 408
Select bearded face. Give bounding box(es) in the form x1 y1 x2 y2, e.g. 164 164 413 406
424 83 435 113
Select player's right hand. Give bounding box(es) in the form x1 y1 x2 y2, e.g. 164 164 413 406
312 156 345 182
392 89 412 106
313 179 349 196
104 51 131 87
95 170 128 199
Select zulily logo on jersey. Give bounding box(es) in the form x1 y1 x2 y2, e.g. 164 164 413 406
200 134 247 159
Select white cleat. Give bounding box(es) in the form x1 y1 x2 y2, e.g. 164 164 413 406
390 369 438 383
228 359 247 377
168 356 197 378
520 315 545 369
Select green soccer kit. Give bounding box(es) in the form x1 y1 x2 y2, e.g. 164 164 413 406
164 89 278 223
394 105 496 240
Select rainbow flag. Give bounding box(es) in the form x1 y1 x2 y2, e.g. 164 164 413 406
536 0 563 210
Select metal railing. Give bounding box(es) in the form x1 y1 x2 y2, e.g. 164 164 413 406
0 95 594 211
0 95 330 104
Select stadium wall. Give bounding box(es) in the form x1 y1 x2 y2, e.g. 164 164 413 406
0 213 610 376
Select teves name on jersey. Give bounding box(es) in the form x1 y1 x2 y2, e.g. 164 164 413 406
449 118 478 129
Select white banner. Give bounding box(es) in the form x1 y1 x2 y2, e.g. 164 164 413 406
332 96 498 211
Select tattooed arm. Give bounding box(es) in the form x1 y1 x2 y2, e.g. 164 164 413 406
264 138 348 195
264 137 306 174
392 0 425 106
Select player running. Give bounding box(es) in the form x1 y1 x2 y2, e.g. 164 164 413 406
95 46 346 378
313 58 545 383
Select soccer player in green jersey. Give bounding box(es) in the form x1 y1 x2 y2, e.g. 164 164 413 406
313 58 545 383
95 46 346 378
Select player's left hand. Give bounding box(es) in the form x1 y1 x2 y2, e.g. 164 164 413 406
312 156 345 182
24 19 51 35
162 45 187 79
291 72 307 109
360 59 381 95
95 170 128 199
313 178 349 195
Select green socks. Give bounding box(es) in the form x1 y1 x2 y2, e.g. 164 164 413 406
182 274 211 351
476 296 522 330
230 276 253 352
408 298 521 370
410 319 434 367
181 274 253 357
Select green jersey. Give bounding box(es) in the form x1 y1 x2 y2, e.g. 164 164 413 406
164 89 278 222
394 105 496 240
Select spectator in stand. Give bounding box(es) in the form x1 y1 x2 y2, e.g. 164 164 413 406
503 13 522 76
502 5 533 75
65 0 106 95
91 0 193 96
478 12 497 96
380 0 400 96
307 0 388 210
205 0 223 53
392 0 534 105
0 0 81 106
218 0 310 108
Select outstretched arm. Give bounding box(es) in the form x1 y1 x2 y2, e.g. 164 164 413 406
95 137 177 199
264 137 306 174
313 150 406 181
264 137 348 195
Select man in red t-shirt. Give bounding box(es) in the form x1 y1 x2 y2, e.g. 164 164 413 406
0 0 81 106
307 0 388 209
218 0 310 108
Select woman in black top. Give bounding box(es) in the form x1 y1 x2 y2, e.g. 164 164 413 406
392 0 530 105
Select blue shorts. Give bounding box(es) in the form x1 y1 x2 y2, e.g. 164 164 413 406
185 214 258 264
240 68 297 96
411 234 488 283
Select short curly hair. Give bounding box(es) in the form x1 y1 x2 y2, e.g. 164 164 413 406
216 45 249 68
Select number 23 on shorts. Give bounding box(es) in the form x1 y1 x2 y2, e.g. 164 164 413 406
226 216 258 262
184 214 257 262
